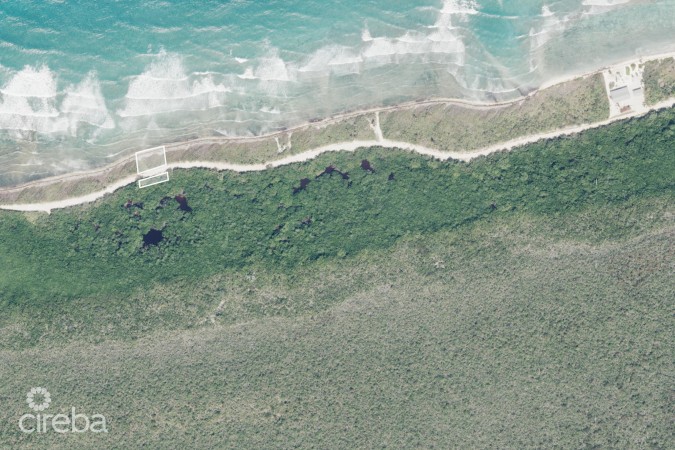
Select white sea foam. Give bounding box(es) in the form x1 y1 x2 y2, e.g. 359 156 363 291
0 0 474 139
118 51 230 117
260 106 280 114
582 0 631 6
227 0 470 87
0 66 66 134
252 53 292 81
300 46 363 75
0 65 57 98
541 5 555 17
529 6 569 53
61 73 115 131
238 55 292 83
257 57 291 82
0 65 117 137
238 67 256 80
150 26 182 34
194 26 228 32
297 0 468 77
0 40 64 56
440 0 479 15
582 0 632 15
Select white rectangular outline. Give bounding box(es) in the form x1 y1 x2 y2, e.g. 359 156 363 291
138 171 170 189
135 146 168 176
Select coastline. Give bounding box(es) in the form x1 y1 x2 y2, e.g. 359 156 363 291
1 51 674 213
0 86 554 196
3 96 674 214
536 50 675 92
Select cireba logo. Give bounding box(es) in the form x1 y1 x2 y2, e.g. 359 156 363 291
27 387 51 411
18 388 108 434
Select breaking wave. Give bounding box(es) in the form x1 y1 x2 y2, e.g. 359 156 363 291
0 0 673 185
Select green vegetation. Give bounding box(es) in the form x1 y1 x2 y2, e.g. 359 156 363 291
0 73 610 206
167 113 375 166
643 57 675 105
380 73 608 151
1 200 673 449
1 108 674 347
0 107 673 448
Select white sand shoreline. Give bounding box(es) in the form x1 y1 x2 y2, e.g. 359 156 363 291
2 96 674 214
1 51 674 213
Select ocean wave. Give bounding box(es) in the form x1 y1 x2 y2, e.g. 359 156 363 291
222 0 473 87
0 0 670 157
299 46 363 75
529 6 570 53
582 0 632 6
118 51 230 117
440 0 479 15
0 0 501 141
0 66 64 134
0 65 57 98
582 0 634 16
0 66 114 135
61 73 115 131
238 50 293 82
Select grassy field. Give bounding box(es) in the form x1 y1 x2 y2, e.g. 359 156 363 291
643 57 675 105
379 74 608 151
0 107 673 448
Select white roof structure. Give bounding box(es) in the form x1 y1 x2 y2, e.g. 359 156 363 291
609 86 631 102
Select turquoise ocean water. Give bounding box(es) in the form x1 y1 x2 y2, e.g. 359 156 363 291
0 0 674 185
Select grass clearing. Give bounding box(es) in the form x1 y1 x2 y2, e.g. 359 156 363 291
643 57 675 105
379 74 608 151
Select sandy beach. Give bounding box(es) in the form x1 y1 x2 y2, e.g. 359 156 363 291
1 51 674 213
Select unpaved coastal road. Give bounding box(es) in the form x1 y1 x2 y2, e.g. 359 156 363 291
2 97 674 214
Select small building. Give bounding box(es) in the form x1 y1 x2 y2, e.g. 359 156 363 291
610 86 631 102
